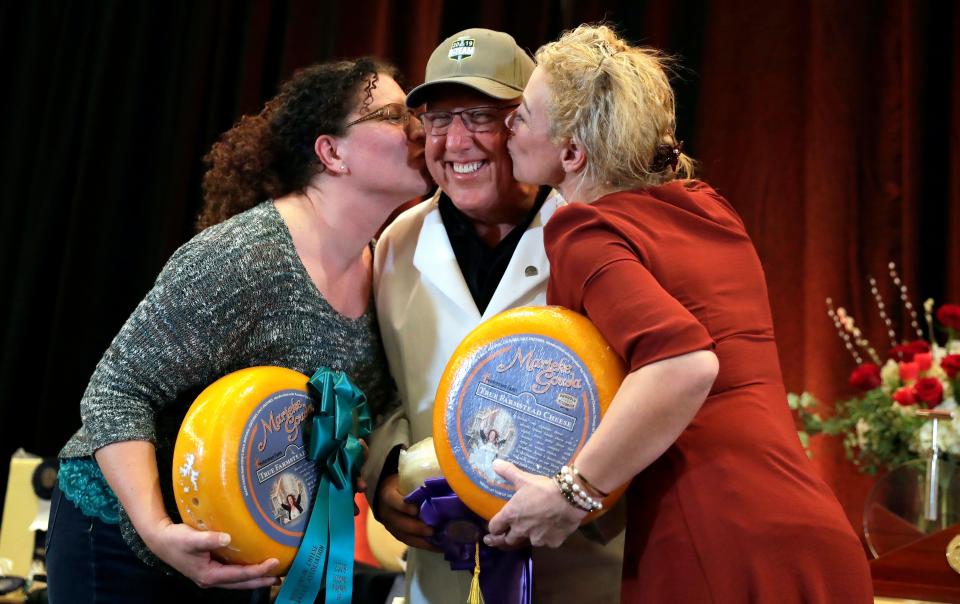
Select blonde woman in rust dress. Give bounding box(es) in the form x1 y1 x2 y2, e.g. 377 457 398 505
484 24 873 603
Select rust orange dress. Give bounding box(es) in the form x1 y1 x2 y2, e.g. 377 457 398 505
545 181 873 603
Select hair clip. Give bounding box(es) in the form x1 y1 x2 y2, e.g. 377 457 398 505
650 141 683 172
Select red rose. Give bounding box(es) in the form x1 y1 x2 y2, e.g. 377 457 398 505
937 304 960 330
899 361 919 383
942 354 960 378
912 377 944 407
848 363 882 392
889 340 930 362
892 387 916 406
915 352 933 371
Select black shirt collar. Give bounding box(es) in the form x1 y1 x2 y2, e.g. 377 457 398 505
438 186 551 314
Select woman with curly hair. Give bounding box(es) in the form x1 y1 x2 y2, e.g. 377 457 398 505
486 25 873 602
46 58 431 603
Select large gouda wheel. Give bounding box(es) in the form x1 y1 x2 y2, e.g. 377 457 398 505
433 306 627 520
173 366 315 575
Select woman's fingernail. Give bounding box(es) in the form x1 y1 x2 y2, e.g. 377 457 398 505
219 533 231 546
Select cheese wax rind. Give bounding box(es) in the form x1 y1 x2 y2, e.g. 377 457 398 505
172 366 314 575
432 306 628 521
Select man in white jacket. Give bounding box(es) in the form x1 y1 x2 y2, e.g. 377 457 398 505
364 28 624 603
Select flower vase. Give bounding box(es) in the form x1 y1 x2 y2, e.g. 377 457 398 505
863 456 959 557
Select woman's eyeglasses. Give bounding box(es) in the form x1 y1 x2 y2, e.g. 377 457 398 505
417 104 520 135
345 103 417 128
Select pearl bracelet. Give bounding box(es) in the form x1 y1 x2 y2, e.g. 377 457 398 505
554 465 604 513
554 474 588 511
571 465 609 498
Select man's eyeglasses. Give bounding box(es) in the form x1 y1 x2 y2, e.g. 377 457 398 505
345 103 417 128
417 104 520 135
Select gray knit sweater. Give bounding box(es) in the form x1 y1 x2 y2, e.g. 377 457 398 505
59 200 395 564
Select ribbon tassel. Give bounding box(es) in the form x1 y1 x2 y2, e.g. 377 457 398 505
405 477 533 603
275 368 371 604
467 542 485 604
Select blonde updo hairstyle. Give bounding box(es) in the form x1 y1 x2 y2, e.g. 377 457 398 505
534 24 694 191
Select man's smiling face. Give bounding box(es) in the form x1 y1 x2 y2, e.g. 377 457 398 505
422 88 532 225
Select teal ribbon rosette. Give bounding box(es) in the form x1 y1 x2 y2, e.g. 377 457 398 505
275 367 371 604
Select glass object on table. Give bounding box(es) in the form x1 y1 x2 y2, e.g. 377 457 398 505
863 409 959 558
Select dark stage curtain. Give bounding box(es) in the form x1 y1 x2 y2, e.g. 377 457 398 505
1 0 956 535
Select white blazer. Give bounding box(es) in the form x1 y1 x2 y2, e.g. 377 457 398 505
366 189 624 604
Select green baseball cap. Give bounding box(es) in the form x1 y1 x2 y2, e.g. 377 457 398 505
406 28 535 108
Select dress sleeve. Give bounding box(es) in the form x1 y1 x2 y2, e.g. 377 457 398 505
79 238 245 452
545 203 714 372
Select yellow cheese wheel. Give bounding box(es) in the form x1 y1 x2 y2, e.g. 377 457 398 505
433 306 628 521
172 366 315 575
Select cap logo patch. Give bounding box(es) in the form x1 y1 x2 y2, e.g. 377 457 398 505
448 36 475 63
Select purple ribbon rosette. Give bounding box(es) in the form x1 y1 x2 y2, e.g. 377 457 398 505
404 477 532 603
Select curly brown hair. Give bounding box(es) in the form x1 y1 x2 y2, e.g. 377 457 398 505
197 58 399 230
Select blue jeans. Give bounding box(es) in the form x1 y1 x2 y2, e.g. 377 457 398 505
45 485 270 604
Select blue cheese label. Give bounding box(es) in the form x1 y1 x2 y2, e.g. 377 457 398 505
238 389 317 547
443 334 601 500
